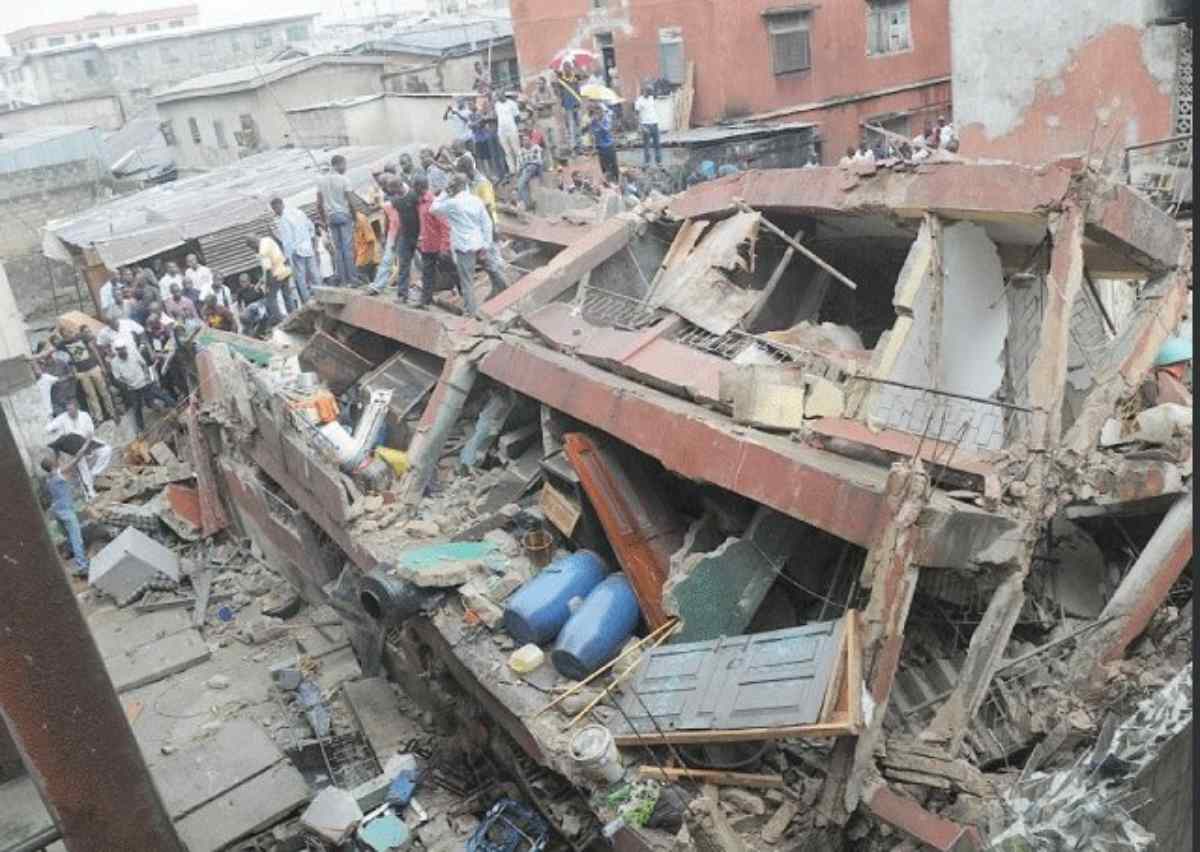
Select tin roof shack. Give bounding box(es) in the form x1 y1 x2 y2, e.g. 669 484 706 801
43 144 411 312
614 122 820 183
286 91 470 149
191 158 1190 849
358 15 519 94
154 56 390 173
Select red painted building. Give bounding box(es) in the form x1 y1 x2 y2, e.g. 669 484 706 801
510 0 952 161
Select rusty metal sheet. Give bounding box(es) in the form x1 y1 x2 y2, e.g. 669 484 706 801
615 619 844 734
867 785 982 851
563 432 686 629
649 212 762 335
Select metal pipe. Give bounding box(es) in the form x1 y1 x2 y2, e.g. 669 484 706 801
0 407 185 851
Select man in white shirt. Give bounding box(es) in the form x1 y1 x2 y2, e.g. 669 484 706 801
97 269 119 317
634 85 662 167
157 261 184 302
109 341 174 432
515 133 544 209
494 92 522 177
183 254 214 303
270 197 319 305
46 398 111 500
430 173 508 317
937 115 957 149
853 144 876 164
98 313 144 357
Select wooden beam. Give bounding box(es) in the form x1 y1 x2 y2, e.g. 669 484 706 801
742 227 805 330
637 767 785 789
737 201 858 290
613 716 855 747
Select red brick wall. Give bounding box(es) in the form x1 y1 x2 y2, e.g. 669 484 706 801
511 0 951 158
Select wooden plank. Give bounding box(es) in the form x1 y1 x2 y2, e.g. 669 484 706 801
173 761 310 852
104 629 212 694
151 719 284 819
648 218 708 294
191 565 213 628
638 767 784 788
817 615 849 723
739 202 858 290
343 677 414 763
615 718 855 747
846 609 863 730
540 481 582 536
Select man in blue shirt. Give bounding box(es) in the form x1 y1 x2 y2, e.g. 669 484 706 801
587 104 619 183
41 454 89 575
270 196 319 304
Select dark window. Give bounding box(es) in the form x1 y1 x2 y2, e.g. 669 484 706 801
146 23 160 32
213 119 229 149
188 117 201 144
87 31 101 39
867 1 911 55
161 120 177 146
658 27 684 84
286 24 309 42
766 12 811 75
254 31 272 49
83 59 98 78
169 19 185 28
490 58 520 90
126 26 137 34
47 36 66 47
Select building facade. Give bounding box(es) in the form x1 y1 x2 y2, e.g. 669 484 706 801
510 0 951 160
950 0 1191 167
0 57 39 109
19 14 318 114
353 15 520 94
5 5 200 54
154 56 389 172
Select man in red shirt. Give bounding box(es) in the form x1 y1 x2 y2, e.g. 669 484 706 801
413 175 454 309
368 176 404 294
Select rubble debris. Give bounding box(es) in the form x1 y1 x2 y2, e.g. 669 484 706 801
637 767 784 790
89 527 182 606
301 786 363 845
685 794 749 852
721 363 808 430
664 505 805 642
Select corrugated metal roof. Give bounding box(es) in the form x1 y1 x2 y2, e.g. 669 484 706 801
0 125 107 173
366 15 512 56
47 143 415 271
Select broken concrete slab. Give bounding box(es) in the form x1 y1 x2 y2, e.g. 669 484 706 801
89 527 181 606
664 506 805 643
301 786 363 845
150 718 284 818
389 541 504 588
104 629 212 694
175 761 310 852
721 363 807 431
343 677 419 764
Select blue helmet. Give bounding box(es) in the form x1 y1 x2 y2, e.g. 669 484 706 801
1154 336 1192 367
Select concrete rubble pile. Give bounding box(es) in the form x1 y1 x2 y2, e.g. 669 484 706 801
23 156 1191 851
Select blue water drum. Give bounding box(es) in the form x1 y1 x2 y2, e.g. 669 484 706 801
503 550 609 645
551 574 640 680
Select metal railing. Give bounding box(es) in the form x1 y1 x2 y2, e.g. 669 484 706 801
1123 134 1192 215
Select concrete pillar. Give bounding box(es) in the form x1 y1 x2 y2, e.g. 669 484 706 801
399 351 480 502
1071 490 1193 678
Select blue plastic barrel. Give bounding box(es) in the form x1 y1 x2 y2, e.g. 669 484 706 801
551 574 640 680
503 550 609 645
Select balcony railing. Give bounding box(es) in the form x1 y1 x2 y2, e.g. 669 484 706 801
1123 134 1192 215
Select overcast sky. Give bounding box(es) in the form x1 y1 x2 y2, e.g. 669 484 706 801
7 0 427 31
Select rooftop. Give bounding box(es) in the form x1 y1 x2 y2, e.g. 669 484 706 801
0 123 97 153
24 13 318 58
44 143 407 268
154 55 387 103
6 4 198 41
356 14 512 57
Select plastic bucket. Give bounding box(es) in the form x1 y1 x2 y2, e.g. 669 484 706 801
523 528 553 568
570 724 624 784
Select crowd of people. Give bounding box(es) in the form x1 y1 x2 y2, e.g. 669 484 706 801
840 115 960 166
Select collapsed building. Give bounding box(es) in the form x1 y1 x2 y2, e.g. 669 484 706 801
6 155 1191 851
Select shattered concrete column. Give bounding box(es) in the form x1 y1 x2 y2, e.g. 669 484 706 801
820 460 929 822
1025 200 1086 448
923 202 1086 754
1070 489 1193 680
1062 236 1192 456
399 341 489 502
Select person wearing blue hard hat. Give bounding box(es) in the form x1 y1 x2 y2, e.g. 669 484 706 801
1140 334 1192 408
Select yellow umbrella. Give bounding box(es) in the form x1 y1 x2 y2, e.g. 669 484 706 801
580 82 622 103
